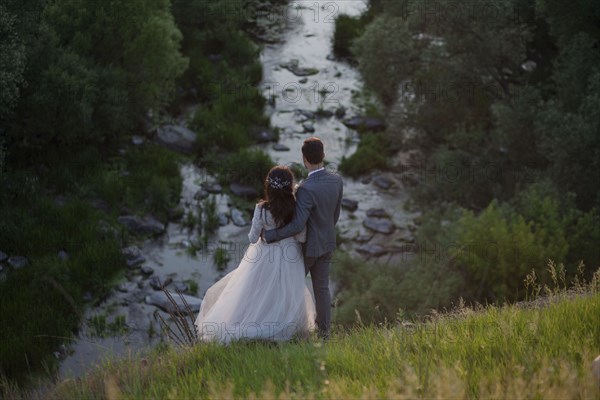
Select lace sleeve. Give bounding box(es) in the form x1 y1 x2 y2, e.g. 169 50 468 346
293 225 307 243
248 203 264 244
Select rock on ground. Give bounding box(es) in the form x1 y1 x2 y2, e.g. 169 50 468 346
145 291 203 314
118 215 165 236
363 217 396 235
156 125 198 154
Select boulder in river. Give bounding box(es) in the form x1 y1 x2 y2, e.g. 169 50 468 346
145 291 203 313
218 213 229 227
170 281 189 293
0 251 8 263
343 116 386 132
231 208 248 227
341 198 359 212
194 189 209 200
303 123 315 133
229 183 259 199
357 244 388 257
156 125 198 154
296 110 315 120
149 276 173 291
354 234 373 243
280 60 319 77
141 266 155 276
363 217 396 235
118 215 165 236
373 176 394 190
366 208 390 219
272 143 290 152
122 246 146 268
201 182 222 194
256 129 277 143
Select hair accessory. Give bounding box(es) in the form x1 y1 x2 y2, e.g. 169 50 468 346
267 176 291 189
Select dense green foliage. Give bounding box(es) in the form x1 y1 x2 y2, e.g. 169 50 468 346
33 286 600 399
0 0 273 384
339 133 392 178
336 0 600 310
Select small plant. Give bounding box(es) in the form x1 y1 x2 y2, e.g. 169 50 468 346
182 210 197 231
213 248 230 271
155 289 198 347
184 279 199 295
202 197 219 235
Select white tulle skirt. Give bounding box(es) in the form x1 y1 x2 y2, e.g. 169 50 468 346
195 237 316 343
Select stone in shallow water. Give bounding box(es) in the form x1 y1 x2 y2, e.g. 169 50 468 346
357 244 388 257
272 143 290 152
201 182 222 194
155 125 198 154
218 213 229 226
117 282 138 293
231 208 248 227
194 189 209 200
280 60 319 77
141 266 154 276
303 123 315 133
8 256 28 269
363 217 396 235
257 130 277 143
343 116 386 132
341 198 359 212
145 291 203 314
118 215 165 236
0 251 8 263
122 246 146 268
354 234 373 243
366 208 390 219
372 176 394 190
149 276 173 291
170 281 189 293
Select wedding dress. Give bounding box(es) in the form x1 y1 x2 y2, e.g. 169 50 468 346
195 203 316 343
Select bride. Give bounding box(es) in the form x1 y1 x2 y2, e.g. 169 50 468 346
195 166 316 343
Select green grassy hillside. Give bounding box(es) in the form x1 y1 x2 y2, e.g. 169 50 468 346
12 279 597 400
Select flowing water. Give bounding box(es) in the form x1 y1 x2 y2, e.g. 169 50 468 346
57 0 417 379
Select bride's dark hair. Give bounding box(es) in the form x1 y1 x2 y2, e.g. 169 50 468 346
261 166 295 227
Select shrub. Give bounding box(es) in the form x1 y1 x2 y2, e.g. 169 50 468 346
220 149 275 194
331 252 464 325
339 133 391 178
333 14 366 59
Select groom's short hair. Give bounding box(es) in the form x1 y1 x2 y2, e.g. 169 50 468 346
302 137 325 164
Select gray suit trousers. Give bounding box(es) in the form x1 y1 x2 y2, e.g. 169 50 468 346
304 251 333 337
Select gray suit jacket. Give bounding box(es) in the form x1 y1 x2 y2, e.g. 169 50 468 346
264 169 343 258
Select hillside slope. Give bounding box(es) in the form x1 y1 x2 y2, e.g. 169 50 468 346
26 291 599 399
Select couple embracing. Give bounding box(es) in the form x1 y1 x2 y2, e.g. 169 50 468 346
195 137 343 343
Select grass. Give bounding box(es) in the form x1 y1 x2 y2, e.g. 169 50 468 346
29 286 600 399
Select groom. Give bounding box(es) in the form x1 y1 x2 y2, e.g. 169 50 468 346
263 137 343 338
